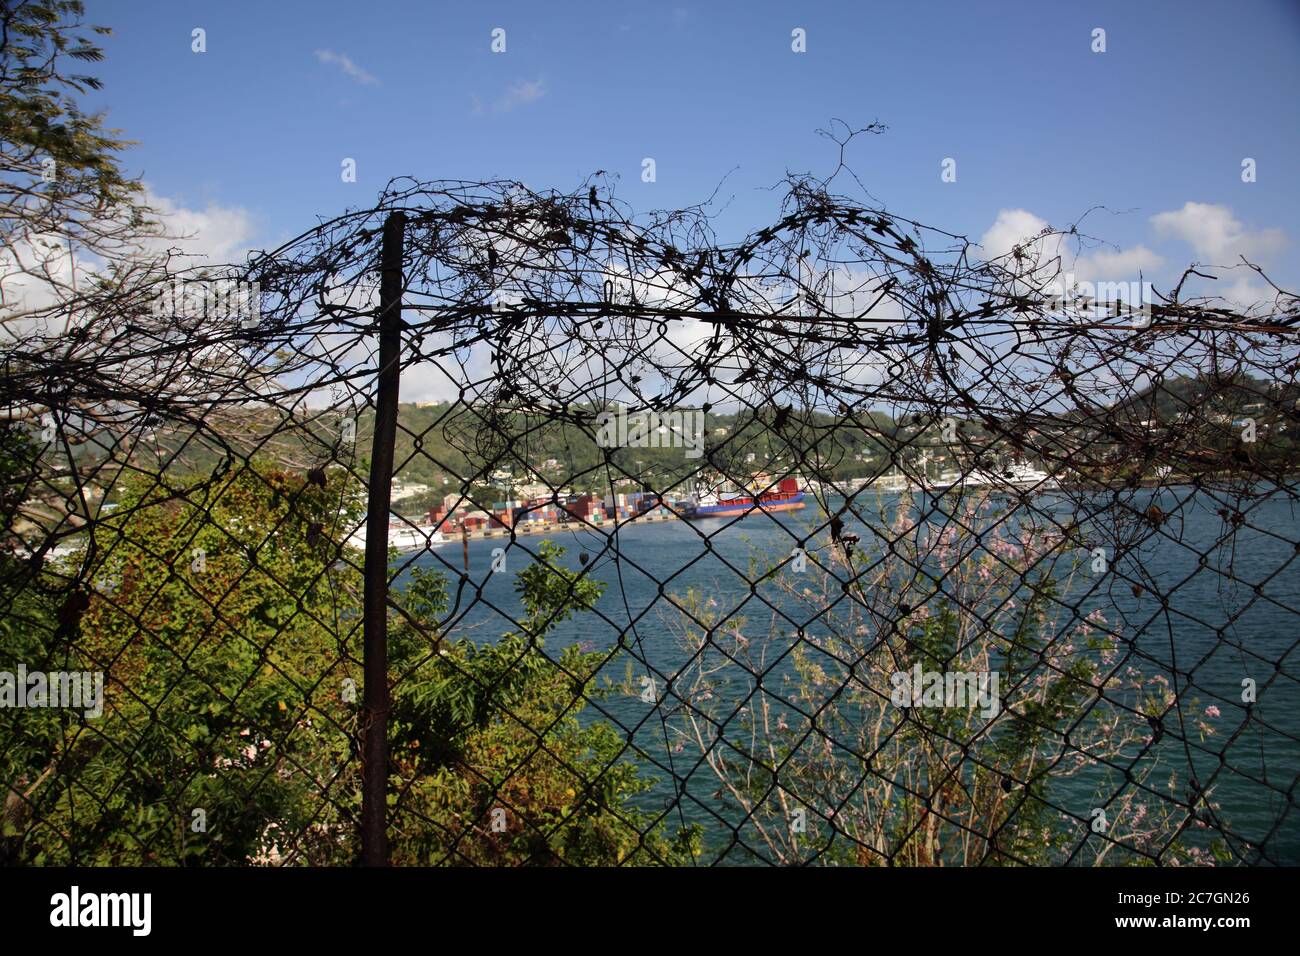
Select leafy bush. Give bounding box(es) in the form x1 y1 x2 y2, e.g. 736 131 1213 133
1 466 684 864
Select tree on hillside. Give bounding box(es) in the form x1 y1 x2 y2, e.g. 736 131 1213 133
0 0 283 582
0 0 162 331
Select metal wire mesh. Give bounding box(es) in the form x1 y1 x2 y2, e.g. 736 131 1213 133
2 173 1297 865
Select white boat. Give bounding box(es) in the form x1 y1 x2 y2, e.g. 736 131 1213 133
868 468 910 492
975 462 1057 490
920 461 1058 493
387 524 447 553
347 521 446 553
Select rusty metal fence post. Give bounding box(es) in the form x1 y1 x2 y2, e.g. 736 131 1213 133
360 210 405 865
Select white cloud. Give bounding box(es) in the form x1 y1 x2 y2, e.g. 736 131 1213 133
976 204 1287 316
978 209 1052 262
0 232 76 332
145 188 259 266
314 49 380 86
1 189 259 340
1072 245 1164 283
1216 273 1274 312
980 208 1164 286
494 78 546 113
1150 202 1285 263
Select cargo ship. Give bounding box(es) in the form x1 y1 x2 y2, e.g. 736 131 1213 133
680 478 806 520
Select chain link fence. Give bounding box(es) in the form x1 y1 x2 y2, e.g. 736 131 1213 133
2 173 1297 865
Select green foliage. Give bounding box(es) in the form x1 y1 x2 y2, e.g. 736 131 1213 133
0 462 681 865
0 423 40 531
0 0 146 231
386 541 687 864
1 465 365 863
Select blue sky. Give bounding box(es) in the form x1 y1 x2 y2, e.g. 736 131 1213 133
85 0 1298 295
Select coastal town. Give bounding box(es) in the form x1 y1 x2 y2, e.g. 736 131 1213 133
357 476 810 550
360 463 1067 552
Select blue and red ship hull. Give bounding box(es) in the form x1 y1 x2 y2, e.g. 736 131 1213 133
682 489 806 520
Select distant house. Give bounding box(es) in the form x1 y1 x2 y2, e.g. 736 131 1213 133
391 480 429 502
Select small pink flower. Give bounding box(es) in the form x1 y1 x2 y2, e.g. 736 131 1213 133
1205 705 1220 718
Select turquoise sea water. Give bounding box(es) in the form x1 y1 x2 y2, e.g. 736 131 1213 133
400 487 1300 865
